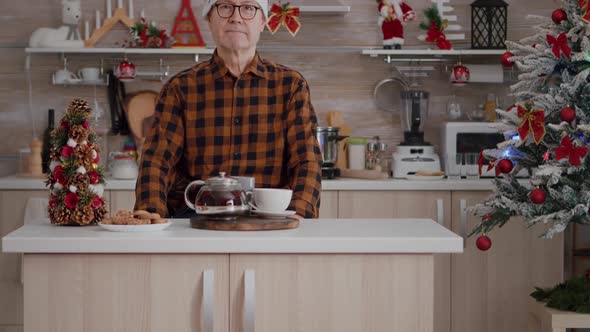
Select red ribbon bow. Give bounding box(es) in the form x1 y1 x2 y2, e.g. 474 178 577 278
547 33 571 59
267 2 301 36
554 136 588 166
580 0 590 22
517 104 546 144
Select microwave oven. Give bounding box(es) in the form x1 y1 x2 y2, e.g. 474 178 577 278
441 122 528 178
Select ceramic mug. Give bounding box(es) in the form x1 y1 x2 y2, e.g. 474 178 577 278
54 69 78 84
251 188 292 212
450 63 470 86
78 67 100 82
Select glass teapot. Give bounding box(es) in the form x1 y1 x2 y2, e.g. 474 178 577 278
183 172 249 220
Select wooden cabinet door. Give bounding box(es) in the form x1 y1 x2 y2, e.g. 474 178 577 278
318 191 338 218
338 190 452 332
450 191 563 332
109 190 136 212
23 254 229 332
229 254 434 332
0 190 47 327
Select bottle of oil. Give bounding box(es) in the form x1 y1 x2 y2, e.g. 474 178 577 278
41 109 54 174
483 93 497 122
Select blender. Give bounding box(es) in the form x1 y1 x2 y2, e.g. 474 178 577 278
392 90 441 178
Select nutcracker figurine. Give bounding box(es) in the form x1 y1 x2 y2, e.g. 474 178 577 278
377 0 416 49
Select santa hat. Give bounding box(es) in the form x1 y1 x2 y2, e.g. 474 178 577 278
202 0 269 20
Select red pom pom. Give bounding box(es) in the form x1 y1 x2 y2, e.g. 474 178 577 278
82 121 89 129
91 195 104 209
552 8 567 25
530 188 547 204
64 192 79 209
476 235 492 251
560 106 576 123
61 146 74 158
501 51 514 67
88 170 100 184
497 159 513 174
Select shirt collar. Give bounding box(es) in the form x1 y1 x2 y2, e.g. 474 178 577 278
209 49 267 80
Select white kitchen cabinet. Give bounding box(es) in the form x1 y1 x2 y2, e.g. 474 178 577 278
229 254 434 332
450 191 563 332
0 190 46 328
319 191 338 218
23 254 229 332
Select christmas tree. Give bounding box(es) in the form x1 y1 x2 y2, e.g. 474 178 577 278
46 99 108 225
470 1 590 240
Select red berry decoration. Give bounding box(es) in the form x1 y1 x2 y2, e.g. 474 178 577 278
476 235 492 251
551 8 567 25
530 188 547 204
501 51 514 67
560 106 576 123
497 159 514 174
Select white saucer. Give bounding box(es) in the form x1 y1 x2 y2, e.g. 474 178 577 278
98 221 171 232
252 209 296 219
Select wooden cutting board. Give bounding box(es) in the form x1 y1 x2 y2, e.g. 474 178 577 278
190 216 299 231
125 90 158 146
340 168 389 179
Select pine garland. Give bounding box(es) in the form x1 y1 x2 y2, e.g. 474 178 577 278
531 275 590 313
419 6 442 31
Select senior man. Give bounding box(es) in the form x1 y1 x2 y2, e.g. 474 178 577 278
135 0 322 219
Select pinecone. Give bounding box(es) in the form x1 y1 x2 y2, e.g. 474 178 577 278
52 206 73 225
94 204 108 223
69 125 88 143
69 172 89 191
50 147 61 161
74 145 94 170
67 99 92 117
72 205 94 225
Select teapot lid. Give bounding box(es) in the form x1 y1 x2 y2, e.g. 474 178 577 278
206 172 240 189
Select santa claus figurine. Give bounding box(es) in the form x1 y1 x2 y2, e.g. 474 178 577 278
377 0 416 49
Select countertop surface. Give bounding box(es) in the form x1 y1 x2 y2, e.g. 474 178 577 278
0 175 514 191
2 218 463 254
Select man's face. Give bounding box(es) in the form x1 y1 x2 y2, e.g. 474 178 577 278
208 0 266 52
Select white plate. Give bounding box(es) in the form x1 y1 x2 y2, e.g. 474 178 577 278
98 221 171 232
405 174 445 181
252 210 296 219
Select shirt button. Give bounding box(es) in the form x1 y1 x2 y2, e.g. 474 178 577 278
234 117 241 125
233 152 240 159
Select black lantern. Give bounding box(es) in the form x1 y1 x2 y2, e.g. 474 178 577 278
471 0 508 49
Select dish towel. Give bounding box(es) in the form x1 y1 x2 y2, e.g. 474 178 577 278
21 197 49 284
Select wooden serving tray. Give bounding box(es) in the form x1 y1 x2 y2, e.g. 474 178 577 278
190 216 299 231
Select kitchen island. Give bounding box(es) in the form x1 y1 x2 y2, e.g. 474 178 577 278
3 218 462 332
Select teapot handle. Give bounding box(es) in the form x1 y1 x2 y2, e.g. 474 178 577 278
184 180 205 210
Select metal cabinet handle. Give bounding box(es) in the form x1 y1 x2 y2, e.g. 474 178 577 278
436 199 444 226
244 269 256 332
460 199 467 248
201 269 214 332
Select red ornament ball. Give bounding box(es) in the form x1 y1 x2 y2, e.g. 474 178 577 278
497 159 514 174
476 235 492 251
530 188 547 204
552 8 567 25
560 106 576 123
501 51 514 67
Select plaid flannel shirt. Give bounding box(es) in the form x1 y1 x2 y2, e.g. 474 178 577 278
135 50 322 218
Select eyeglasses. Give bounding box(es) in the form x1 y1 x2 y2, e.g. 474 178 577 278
214 3 261 20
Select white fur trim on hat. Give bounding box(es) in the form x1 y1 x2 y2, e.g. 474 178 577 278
202 0 268 20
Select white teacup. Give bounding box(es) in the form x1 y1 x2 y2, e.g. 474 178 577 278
54 69 78 84
251 188 292 212
78 67 100 82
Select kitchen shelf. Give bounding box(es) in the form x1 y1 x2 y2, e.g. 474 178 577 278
362 48 506 63
25 47 214 55
299 5 350 15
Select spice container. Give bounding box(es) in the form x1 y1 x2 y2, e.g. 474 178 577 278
366 137 387 171
348 138 368 170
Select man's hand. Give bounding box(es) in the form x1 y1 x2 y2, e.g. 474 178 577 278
288 214 304 220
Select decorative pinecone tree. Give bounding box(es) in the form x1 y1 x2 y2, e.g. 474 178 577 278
46 98 108 225
469 1 590 240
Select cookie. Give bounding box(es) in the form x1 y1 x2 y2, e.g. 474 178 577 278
151 218 168 224
136 212 161 220
114 210 133 218
133 210 150 218
127 218 150 225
